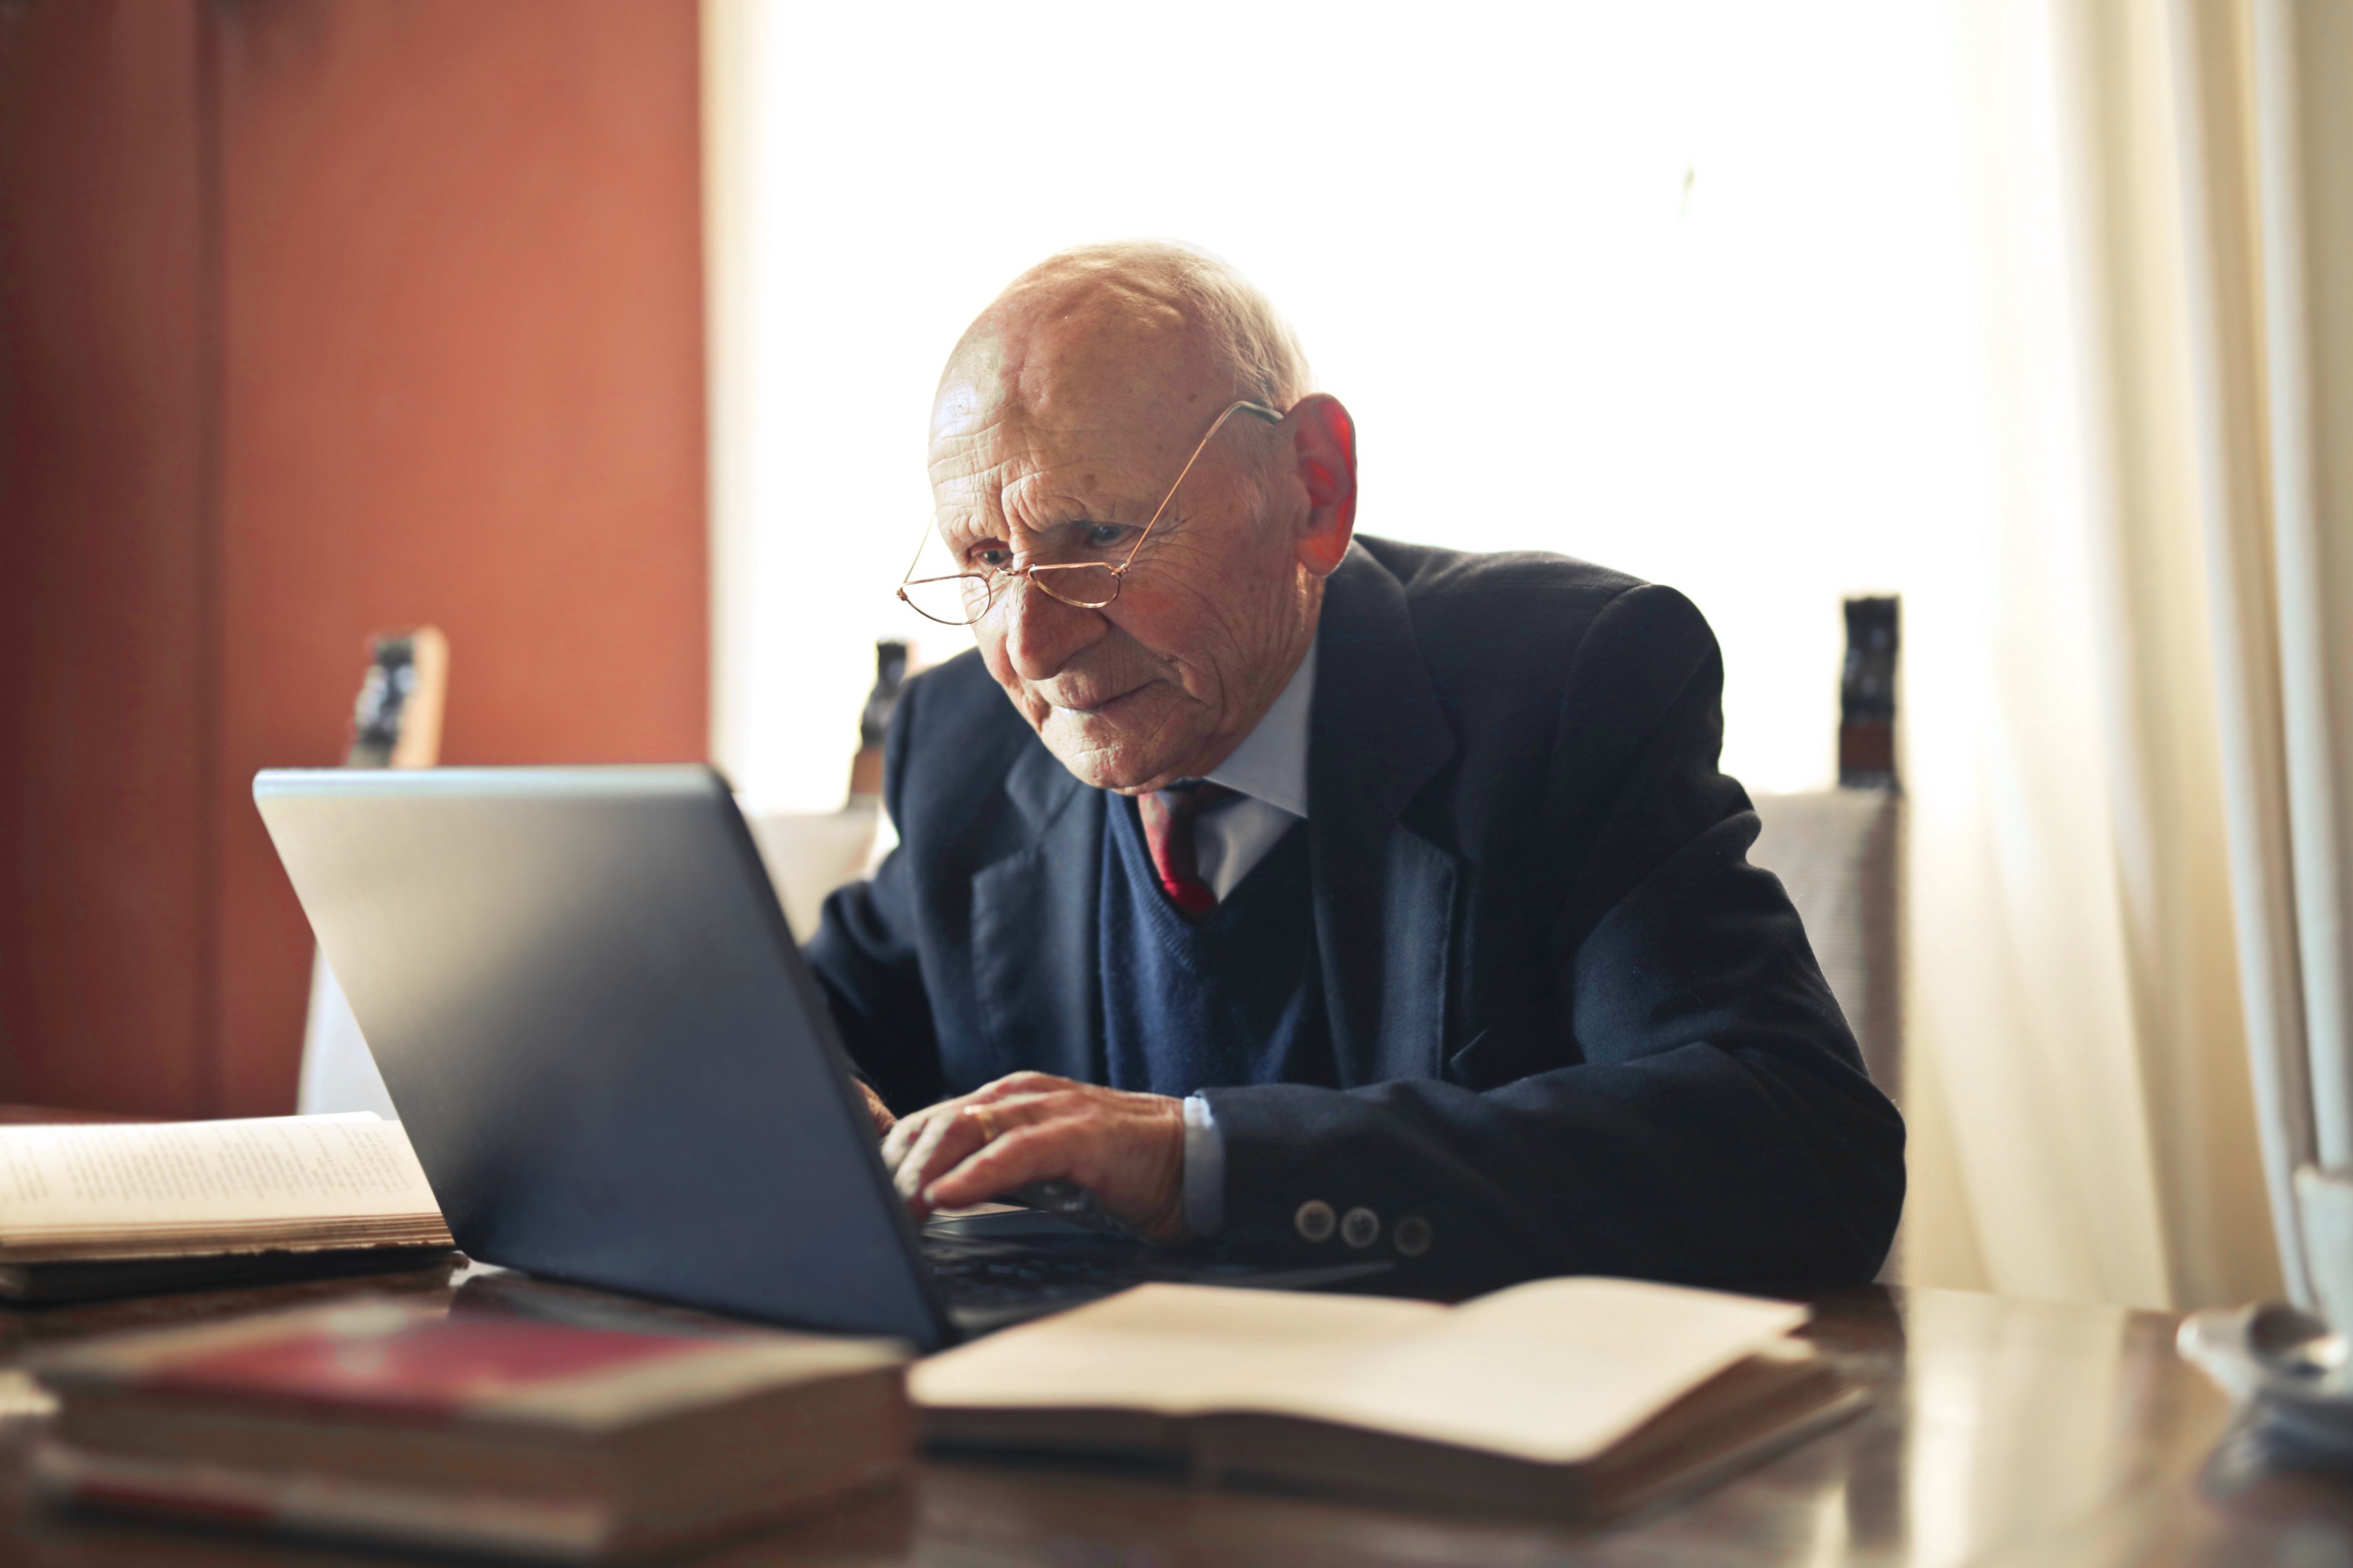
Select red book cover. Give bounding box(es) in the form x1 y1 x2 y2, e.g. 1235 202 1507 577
33 1295 909 1432
29 1295 913 1560
144 1312 701 1417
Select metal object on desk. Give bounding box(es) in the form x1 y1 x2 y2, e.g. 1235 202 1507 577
2181 1303 2353 1453
2175 1165 2353 1474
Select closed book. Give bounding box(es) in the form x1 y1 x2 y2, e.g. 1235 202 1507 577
0 1114 455 1300
32 1295 911 1562
912 1278 1861 1520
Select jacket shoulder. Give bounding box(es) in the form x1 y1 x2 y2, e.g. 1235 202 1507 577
1352 535 1718 702
1360 533 1647 606
898 645 1009 736
883 649 1031 818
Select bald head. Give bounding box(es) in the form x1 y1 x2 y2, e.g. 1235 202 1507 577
938 242 1311 444
924 243 1355 794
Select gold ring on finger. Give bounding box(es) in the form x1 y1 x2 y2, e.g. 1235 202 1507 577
968 1104 999 1145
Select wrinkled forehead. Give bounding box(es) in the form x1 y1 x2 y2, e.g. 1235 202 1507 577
929 302 1238 522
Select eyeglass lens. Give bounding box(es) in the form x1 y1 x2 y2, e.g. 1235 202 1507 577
899 563 1122 626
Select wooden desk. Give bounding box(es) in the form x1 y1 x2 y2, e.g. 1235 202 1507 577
2 1269 2349 1566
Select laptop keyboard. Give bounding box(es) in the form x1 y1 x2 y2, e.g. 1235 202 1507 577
920 1227 1159 1310
918 1209 1276 1325
919 1207 1398 1332
924 1244 1140 1307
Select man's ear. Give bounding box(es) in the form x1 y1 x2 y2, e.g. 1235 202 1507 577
1287 393 1357 578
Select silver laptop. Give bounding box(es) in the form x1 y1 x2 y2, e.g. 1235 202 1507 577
254 764 1384 1350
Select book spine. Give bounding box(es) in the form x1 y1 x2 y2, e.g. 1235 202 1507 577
33 1443 612 1563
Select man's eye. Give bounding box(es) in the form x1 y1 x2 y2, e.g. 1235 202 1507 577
969 546 1012 571
1082 524 1128 549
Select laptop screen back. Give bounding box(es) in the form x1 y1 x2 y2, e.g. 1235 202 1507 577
253 765 949 1349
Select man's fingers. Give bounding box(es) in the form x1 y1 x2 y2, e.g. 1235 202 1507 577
967 1070 1065 1102
892 1110 974 1205
867 1080 1185 1238
855 1080 897 1139
881 1085 1055 1169
924 1121 1076 1211
886 1090 1057 1168
879 1105 935 1171
886 1110 946 1195
894 1101 1041 1211
875 1082 1096 1217
882 1099 966 1172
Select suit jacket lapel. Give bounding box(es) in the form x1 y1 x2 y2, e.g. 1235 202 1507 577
965 542 1460 1094
968 738 1102 1086
1311 545 1461 1087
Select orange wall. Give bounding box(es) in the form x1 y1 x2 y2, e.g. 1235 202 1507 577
0 1 210 1116
0 1 709 1117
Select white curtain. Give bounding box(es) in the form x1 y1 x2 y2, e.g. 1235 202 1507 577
1908 0 2353 1310
1906 0 2192 1309
2172 0 2353 1307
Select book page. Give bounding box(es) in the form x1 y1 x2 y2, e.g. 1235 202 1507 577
0 1116 450 1259
911 1284 1442 1415
911 1278 1807 1466
1289 1277 1810 1464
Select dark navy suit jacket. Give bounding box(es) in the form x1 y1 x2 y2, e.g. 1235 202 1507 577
806 537 1906 1298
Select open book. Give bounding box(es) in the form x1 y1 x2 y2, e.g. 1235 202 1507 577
912 1278 1861 1519
0 1115 454 1300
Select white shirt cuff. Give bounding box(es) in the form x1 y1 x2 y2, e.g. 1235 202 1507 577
1182 1093 1225 1239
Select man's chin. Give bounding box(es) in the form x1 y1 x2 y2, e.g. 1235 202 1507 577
1044 743 1176 794
1036 716 1194 795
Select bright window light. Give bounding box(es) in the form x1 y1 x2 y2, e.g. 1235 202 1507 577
713 2 1982 810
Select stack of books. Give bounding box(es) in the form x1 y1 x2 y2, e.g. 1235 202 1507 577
31 1295 911 1560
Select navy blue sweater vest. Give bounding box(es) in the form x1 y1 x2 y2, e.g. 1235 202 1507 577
1097 795 1335 1096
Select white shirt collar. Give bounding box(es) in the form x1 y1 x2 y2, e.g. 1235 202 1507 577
1204 640 1315 819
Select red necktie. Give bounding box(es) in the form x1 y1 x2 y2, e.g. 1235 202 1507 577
1136 781 1235 916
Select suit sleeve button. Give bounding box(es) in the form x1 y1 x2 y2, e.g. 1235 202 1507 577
1394 1215 1433 1257
1294 1200 1336 1243
1341 1207 1381 1249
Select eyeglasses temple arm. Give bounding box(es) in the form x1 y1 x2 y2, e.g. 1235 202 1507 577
903 398 1287 592
1121 399 1287 571
898 516 939 590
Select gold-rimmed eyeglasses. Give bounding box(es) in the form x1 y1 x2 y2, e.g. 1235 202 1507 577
896 398 1285 627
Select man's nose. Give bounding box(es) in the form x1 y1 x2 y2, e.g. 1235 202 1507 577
996 573 1106 682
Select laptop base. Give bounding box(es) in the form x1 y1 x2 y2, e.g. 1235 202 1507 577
922 1209 1392 1336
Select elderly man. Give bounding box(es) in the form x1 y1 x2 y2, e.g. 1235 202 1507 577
808 242 1904 1298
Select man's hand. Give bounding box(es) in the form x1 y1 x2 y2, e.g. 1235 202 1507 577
879 1073 1186 1242
854 1079 897 1139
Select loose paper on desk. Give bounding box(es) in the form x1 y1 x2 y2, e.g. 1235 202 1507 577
911 1277 1809 1465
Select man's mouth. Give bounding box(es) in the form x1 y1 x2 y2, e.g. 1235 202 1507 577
1046 684 1148 720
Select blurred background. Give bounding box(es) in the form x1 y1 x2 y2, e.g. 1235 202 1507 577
7 0 2351 1322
